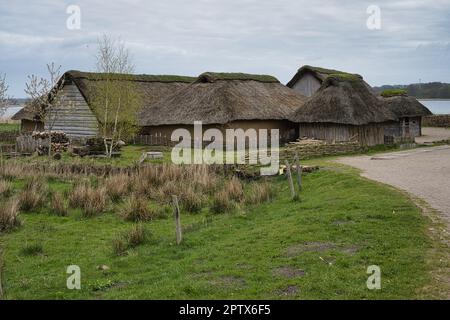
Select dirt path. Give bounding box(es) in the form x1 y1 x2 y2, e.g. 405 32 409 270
337 145 450 229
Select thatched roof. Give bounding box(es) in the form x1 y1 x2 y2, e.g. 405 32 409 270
11 106 38 121
290 75 397 125
64 70 195 109
380 95 432 118
11 70 195 121
138 72 308 126
286 65 362 87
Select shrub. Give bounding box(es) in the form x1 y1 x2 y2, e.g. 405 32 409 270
211 190 236 214
20 243 43 256
119 194 155 222
0 198 21 233
19 177 48 211
104 174 131 202
112 224 150 256
0 179 12 198
245 181 274 205
50 192 68 216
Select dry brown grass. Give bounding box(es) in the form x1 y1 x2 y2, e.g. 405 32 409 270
81 186 108 218
223 176 244 202
68 182 89 208
0 198 21 233
18 177 48 212
0 179 12 198
104 173 131 202
211 190 237 214
119 194 162 222
68 182 108 217
112 223 149 256
50 192 68 216
0 162 23 180
245 181 274 205
180 186 206 213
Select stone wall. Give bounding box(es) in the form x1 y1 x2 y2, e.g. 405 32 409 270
423 115 450 127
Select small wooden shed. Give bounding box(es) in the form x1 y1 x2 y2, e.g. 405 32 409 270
380 92 432 139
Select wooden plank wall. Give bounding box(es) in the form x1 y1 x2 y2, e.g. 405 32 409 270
45 84 99 137
298 123 387 146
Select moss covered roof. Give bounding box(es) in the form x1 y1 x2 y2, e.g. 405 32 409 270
65 70 196 83
197 72 279 83
380 89 408 97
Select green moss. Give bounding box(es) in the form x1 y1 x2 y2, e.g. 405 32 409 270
67 70 196 83
327 73 362 82
381 89 408 97
200 72 279 83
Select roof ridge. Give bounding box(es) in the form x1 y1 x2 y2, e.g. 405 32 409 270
65 70 196 83
197 72 279 83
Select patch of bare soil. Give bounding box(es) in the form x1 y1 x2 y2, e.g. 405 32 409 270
273 266 305 279
210 276 247 288
285 242 359 258
275 285 299 297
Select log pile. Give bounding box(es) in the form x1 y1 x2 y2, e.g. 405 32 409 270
72 138 122 157
32 131 70 155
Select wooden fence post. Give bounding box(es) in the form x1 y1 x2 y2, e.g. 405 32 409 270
284 160 297 200
172 195 182 245
294 152 302 191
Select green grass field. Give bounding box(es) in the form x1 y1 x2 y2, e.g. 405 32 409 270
0 163 443 299
0 123 20 132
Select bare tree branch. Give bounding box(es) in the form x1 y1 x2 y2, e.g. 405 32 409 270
92 34 140 157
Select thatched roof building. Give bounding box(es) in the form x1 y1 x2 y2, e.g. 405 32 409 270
12 70 195 137
138 72 307 143
286 65 373 97
380 91 432 139
290 74 397 146
380 93 432 118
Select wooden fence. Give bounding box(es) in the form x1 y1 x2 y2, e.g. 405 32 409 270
133 134 173 146
0 131 20 144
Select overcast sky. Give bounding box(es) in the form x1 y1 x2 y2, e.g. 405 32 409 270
1 0 449 97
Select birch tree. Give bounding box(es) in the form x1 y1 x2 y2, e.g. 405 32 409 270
91 35 141 157
24 63 69 156
0 73 10 119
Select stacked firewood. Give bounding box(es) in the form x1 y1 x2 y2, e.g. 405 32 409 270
32 131 70 155
72 138 122 157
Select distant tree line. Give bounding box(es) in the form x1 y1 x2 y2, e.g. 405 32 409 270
373 82 450 99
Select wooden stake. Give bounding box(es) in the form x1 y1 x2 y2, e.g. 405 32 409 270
285 160 296 200
294 153 302 191
172 195 182 245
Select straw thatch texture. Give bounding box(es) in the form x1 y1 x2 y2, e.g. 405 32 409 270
380 95 432 118
139 72 307 126
11 70 195 122
290 76 397 125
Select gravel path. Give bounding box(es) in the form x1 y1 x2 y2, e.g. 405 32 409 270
416 127 450 144
337 145 450 228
